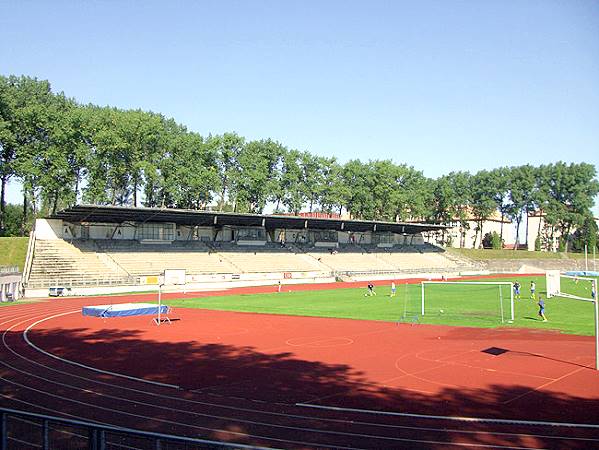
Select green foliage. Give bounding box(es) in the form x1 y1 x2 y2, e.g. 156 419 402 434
1 73 598 243
482 231 502 249
570 216 598 252
1 203 33 236
535 236 542 251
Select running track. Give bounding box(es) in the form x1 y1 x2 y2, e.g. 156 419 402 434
1 282 599 449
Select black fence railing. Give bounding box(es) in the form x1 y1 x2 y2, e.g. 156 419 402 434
0 407 271 450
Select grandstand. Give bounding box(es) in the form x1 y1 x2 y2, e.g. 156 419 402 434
21 205 471 296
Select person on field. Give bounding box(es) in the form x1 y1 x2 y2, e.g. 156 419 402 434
365 283 376 297
530 281 536 300
538 296 547 322
390 281 396 297
513 281 521 300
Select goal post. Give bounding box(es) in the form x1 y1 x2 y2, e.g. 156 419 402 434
545 270 598 371
421 281 514 323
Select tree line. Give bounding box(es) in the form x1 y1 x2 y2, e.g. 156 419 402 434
1 75 598 250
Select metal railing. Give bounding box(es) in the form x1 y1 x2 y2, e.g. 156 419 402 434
24 276 139 290
333 265 475 278
0 407 270 450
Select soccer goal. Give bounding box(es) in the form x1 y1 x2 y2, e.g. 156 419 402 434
155 269 186 326
420 281 514 324
546 270 598 370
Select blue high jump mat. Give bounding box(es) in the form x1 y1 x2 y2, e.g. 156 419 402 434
82 303 169 318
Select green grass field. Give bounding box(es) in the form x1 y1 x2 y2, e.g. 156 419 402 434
0 237 29 271
165 275 598 336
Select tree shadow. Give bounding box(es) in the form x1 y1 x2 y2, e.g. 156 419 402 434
1 325 597 449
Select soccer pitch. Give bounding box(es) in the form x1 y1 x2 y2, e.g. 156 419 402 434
164 275 598 336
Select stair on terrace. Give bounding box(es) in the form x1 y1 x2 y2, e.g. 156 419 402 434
28 239 129 287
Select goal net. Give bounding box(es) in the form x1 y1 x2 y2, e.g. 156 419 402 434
420 281 514 325
546 270 596 300
546 270 598 370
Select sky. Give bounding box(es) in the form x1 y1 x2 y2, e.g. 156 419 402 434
1 0 598 213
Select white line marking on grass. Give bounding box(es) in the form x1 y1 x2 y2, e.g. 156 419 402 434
296 403 599 429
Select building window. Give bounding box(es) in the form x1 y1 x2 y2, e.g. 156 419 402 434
139 223 175 241
235 227 266 241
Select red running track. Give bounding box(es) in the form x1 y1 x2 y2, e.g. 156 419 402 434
1 280 599 449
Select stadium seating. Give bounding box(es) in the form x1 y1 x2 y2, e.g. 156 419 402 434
28 240 130 288
207 242 325 273
95 240 238 276
26 238 470 289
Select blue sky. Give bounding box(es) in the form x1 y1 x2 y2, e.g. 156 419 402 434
1 0 598 212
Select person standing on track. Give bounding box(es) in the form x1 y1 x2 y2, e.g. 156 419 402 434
538 295 547 322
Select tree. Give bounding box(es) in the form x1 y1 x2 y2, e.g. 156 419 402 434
207 133 244 211
317 157 345 215
299 151 323 213
431 172 472 247
234 139 283 213
570 215 598 253
280 149 305 214
490 167 510 242
0 75 56 233
469 170 498 248
505 165 536 249
538 162 599 252
340 160 374 220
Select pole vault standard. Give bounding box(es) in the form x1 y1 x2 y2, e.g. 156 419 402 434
154 282 164 326
421 281 514 322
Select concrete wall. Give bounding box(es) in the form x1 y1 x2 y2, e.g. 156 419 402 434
35 219 63 240
25 272 336 298
0 273 21 302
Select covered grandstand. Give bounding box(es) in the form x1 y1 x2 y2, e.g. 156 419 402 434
22 205 479 297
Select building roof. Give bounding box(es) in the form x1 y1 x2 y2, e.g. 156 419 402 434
50 205 448 234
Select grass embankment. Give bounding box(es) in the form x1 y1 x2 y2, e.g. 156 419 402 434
165 275 598 336
0 237 29 271
447 248 591 260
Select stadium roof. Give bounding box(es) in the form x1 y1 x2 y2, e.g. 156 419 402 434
50 205 447 234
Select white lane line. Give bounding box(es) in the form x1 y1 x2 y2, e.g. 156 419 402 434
502 367 587 405
6 306 598 446
296 403 599 429
23 310 180 389
0 393 274 450
0 375 361 450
